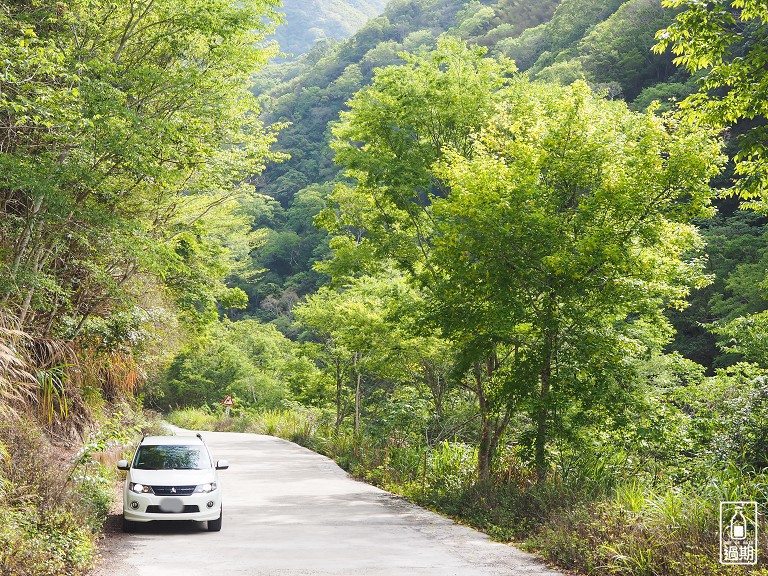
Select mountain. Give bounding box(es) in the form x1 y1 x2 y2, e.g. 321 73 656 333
243 0 685 311
273 0 388 58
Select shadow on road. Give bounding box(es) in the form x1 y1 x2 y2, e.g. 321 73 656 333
103 512 209 535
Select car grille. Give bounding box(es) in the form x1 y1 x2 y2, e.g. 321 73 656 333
151 485 196 496
146 505 200 514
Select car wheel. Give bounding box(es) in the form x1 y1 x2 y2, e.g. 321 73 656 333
122 517 137 533
207 509 223 532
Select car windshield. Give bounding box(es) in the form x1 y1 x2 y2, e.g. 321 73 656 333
132 445 211 470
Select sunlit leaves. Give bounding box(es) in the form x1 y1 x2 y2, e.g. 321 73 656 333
655 0 768 203
0 0 283 347
327 36 516 276
428 78 722 473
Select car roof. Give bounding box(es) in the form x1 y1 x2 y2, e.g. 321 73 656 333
140 435 205 446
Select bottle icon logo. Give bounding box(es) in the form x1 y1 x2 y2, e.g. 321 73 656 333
720 501 758 565
731 505 747 540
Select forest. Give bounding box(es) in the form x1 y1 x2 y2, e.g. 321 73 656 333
1 0 768 575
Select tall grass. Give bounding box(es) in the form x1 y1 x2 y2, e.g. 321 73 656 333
0 417 97 575
0 314 36 417
0 396 158 575
37 365 69 425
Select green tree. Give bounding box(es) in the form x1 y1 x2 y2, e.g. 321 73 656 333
324 37 520 478
655 0 768 204
295 273 410 437
0 0 282 347
655 2 768 373
327 35 516 277
578 0 677 100
328 37 723 480
429 80 723 481
159 318 316 409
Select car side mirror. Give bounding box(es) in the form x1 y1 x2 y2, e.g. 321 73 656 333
117 460 130 471
216 459 229 470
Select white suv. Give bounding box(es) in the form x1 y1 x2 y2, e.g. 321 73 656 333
117 434 229 532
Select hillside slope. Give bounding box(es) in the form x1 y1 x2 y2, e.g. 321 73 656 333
245 0 763 373
241 0 686 313
273 0 388 58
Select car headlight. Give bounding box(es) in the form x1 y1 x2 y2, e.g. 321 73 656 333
194 482 217 493
129 482 154 494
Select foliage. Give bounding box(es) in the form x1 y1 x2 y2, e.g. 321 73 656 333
0 0 283 346
156 317 323 410
0 422 92 574
5 1 764 575
257 0 566 206
327 37 516 273
229 184 332 320
176 356 768 574
255 0 696 215
0 508 96 576
667 211 768 369
431 79 722 478
655 0 768 204
294 271 438 433
326 32 723 480
0 0 293 572
0 407 152 575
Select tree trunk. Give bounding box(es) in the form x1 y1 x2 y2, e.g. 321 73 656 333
476 354 508 484
478 412 492 483
353 352 362 457
3 194 44 306
535 340 553 484
335 357 343 432
9 194 44 276
478 403 512 484
18 242 46 326
354 369 362 437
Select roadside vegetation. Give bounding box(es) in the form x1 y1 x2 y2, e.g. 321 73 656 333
0 407 160 576
0 0 281 573
170 341 768 575
4 0 768 575
167 3 768 575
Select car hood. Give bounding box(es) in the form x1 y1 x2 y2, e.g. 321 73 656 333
129 468 216 485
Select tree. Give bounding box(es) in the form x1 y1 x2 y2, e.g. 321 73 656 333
654 1 768 373
294 274 409 437
429 80 723 481
655 0 768 205
325 37 520 478
0 0 282 345
578 0 677 101
327 35 516 277
159 318 315 409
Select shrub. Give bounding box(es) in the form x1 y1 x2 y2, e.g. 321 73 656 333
0 418 98 575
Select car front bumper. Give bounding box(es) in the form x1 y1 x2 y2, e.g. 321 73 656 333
123 491 222 523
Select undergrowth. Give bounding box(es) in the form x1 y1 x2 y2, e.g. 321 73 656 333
0 405 160 576
169 405 768 576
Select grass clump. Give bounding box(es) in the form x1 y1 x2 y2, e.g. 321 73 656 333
0 418 97 576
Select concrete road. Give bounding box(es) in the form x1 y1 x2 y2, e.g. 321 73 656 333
95 430 562 576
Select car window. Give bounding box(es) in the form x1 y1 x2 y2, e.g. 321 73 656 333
132 445 211 470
